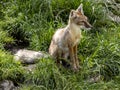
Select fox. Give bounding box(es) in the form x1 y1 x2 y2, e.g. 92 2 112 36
49 3 92 71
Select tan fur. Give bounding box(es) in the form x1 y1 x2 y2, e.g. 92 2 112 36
49 4 92 71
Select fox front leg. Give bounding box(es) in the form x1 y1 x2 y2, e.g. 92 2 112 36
69 45 77 71
73 45 80 69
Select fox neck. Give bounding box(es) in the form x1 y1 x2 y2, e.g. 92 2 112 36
67 21 81 35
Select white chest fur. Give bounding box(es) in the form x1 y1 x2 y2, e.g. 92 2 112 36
70 23 82 46
72 23 81 34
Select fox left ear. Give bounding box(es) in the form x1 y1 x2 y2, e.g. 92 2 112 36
69 10 75 18
76 3 84 15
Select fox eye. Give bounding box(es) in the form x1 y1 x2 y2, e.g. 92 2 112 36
74 16 77 19
81 21 84 23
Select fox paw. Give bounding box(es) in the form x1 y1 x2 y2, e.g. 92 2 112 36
72 66 79 72
77 65 81 70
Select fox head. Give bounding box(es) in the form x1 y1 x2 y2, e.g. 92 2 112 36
69 4 92 29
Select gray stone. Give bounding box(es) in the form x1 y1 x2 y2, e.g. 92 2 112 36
0 80 17 90
14 49 49 64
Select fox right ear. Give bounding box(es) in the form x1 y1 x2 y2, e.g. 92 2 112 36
76 3 84 15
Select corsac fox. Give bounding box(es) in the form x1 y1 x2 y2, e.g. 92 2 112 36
49 4 92 71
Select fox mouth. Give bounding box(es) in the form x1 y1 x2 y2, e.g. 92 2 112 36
76 22 82 25
76 22 92 28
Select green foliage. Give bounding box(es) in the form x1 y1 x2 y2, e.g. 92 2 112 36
0 30 13 49
78 25 120 81
0 50 25 83
0 0 113 49
24 58 65 90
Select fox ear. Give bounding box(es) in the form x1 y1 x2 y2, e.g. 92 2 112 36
76 3 84 15
69 10 75 18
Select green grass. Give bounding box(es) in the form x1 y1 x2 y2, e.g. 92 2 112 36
0 50 25 83
0 0 120 90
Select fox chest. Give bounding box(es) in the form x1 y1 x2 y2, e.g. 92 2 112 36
68 31 81 47
73 34 81 46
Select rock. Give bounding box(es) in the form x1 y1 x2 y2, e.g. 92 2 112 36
14 49 49 64
0 80 17 90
